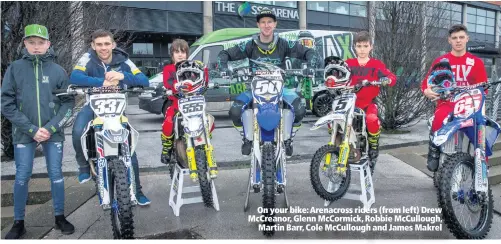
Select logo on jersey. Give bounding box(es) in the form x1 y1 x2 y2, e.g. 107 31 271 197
466 57 475 66
451 65 472 85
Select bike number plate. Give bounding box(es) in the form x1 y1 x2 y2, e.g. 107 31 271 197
89 93 127 117
452 89 483 118
179 96 205 116
332 94 355 113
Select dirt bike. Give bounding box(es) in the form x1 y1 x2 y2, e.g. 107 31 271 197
431 81 501 239
164 82 218 207
54 85 155 239
309 80 381 202
227 59 308 237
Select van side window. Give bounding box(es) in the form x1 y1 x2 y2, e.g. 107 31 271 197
203 45 224 69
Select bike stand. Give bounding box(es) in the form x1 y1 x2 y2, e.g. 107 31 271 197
324 160 375 209
168 164 220 216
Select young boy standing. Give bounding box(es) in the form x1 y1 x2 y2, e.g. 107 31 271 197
1 24 75 239
345 31 397 168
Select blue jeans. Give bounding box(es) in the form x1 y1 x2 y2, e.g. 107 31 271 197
228 90 305 127
14 142 64 220
72 105 142 193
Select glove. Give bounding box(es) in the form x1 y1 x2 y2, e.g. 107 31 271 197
354 84 363 93
379 77 391 86
220 68 231 79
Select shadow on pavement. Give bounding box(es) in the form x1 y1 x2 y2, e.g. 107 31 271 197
140 229 203 239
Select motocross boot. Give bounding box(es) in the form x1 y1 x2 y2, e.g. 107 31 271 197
242 138 252 156
161 133 174 164
368 129 381 172
427 132 440 172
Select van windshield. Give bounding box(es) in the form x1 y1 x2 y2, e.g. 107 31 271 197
189 46 198 57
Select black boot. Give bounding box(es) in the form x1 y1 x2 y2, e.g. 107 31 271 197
242 138 252 156
161 134 173 164
284 139 293 156
427 134 440 172
5 220 26 239
55 215 75 235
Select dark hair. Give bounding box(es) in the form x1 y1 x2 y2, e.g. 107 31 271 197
91 29 114 42
170 39 189 56
448 24 468 36
354 31 371 44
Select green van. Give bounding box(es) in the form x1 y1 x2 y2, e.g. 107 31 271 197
139 28 356 116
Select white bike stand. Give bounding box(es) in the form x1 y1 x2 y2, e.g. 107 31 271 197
324 160 375 209
168 164 220 216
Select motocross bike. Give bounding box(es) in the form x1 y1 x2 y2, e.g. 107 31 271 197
165 82 218 207
309 80 381 202
54 85 155 239
227 59 308 237
431 81 501 239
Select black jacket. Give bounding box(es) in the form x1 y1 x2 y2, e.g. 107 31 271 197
1 48 74 144
217 32 319 71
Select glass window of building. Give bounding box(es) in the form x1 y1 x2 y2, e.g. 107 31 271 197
308 1 367 17
133 43 153 55
467 6 496 35
247 1 297 8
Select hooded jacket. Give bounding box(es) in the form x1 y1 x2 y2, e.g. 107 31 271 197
1 48 74 144
70 48 149 87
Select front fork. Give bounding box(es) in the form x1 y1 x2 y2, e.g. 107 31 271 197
474 125 488 194
186 117 218 181
93 119 138 209
120 122 137 205
323 112 354 174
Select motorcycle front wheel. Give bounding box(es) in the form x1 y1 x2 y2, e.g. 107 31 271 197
310 145 351 201
261 143 276 237
195 147 214 207
438 153 493 239
109 158 135 239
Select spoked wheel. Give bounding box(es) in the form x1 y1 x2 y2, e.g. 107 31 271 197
261 143 276 237
439 153 493 239
195 148 213 207
309 145 351 201
109 159 135 239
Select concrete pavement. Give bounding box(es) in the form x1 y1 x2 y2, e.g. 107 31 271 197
40 154 501 239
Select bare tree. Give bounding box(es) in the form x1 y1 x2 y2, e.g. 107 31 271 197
369 1 452 130
1 1 133 158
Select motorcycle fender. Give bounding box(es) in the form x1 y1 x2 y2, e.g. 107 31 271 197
98 131 119 156
433 118 470 146
311 113 345 130
80 121 93 161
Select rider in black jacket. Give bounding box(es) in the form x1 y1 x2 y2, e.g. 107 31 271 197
217 8 319 156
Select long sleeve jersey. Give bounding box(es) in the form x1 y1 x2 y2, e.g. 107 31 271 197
345 58 397 109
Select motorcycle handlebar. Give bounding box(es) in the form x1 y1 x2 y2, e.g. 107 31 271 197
52 86 156 96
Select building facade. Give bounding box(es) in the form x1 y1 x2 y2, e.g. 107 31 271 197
103 1 501 78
